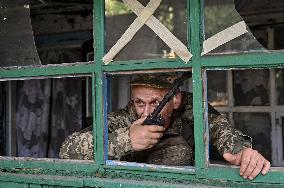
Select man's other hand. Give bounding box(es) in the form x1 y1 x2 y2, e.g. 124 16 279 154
130 118 165 151
223 148 270 180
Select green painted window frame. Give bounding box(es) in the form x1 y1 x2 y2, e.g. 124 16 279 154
0 0 284 187
95 0 284 185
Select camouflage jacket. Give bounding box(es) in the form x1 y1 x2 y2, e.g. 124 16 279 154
59 92 252 161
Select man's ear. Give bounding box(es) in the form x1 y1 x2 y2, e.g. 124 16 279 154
172 92 182 109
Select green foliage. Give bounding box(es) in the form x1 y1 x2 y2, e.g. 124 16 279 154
204 4 242 38
105 0 175 31
105 0 131 17
157 5 174 31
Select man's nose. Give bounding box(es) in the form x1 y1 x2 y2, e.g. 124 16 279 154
141 105 154 118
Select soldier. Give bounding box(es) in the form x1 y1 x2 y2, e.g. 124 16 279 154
59 73 270 180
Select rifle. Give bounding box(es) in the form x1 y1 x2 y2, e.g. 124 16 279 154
142 72 192 126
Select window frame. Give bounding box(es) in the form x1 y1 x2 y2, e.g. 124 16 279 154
0 0 284 187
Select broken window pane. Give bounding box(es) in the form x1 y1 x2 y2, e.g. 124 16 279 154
233 69 269 106
234 113 271 162
0 0 93 68
204 0 267 55
207 70 228 107
0 76 92 158
105 0 188 61
30 0 93 65
235 0 284 51
0 0 41 67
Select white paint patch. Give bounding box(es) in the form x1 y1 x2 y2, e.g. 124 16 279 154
202 21 248 55
3 17 7 21
24 5 30 9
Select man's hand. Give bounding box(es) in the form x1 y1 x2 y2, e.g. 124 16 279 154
223 148 271 180
130 118 165 151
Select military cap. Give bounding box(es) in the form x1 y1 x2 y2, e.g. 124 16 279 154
130 73 178 89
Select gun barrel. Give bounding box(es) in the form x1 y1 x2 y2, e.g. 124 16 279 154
149 73 191 118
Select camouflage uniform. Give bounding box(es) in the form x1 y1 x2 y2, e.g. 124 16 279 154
59 73 252 165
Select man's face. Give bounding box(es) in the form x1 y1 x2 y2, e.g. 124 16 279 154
131 86 178 128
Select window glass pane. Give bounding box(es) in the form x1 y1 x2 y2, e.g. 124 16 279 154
107 71 194 167
206 69 273 165
0 0 41 67
276 68 284 105
233 69 269 106
0 76 92 159
105 0 188 61
204 0 264 55
31 1 93 65
207 70 228 107
234 113 271 162
235 0 284 51
0 1 93 68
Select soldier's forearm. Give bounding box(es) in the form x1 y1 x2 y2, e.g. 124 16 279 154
208 113 252 155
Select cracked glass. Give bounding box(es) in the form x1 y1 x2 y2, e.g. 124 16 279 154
0 0 41 67
204 0 284 55
0 0 93 68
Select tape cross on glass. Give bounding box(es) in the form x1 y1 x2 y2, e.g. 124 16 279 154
202 21 249 55
102 0 192 64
